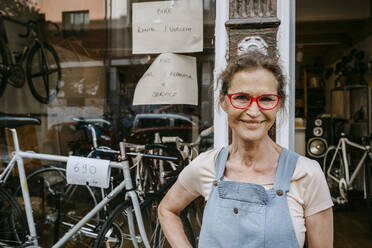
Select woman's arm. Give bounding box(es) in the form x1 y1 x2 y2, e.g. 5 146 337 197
158 181 199 248
305 207 333 248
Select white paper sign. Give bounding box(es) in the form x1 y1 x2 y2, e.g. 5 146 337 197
132 0 203 54
66 156 111 189
133 53 198 105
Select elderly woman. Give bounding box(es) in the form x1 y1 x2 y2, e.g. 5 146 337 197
158 50 333 248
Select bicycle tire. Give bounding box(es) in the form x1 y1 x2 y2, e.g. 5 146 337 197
0 186 28 246
323 147 347 205
365 155 372 231
0 42 8 97
26 42 62 104
94 199 196 248
14 164 100 248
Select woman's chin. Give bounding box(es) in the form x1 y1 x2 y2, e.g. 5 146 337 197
237 130 266 143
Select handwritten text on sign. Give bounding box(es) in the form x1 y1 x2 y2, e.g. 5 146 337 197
132 0 203 54
133 53 197 105
66 156 111 189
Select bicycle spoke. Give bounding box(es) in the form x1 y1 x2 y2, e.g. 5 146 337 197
31 67 59 78
38 50 50 98
48 67 60 74
42 74 50 99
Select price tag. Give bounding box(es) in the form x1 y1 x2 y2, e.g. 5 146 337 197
66 156 111 189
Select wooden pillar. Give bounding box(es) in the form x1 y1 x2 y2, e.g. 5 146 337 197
226 0 281 139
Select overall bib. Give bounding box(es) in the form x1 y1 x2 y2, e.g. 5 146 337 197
198 147 300 248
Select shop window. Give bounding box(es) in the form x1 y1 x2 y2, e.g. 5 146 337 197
0 0 215 155
62 10 89 33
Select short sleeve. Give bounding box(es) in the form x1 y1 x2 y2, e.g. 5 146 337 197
178 158 201 196
177 148 220 199
297 157 334 217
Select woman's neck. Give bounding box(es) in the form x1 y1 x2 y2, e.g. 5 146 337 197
229 135 281 172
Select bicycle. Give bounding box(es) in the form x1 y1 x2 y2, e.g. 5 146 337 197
0 13 62 104
0 114 196 247
69 123 202 247
323 132 372 206
0 115 145 247
94 127 214 247
5 116 112 247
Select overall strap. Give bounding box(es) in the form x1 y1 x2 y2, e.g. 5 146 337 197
215 147 229 181
273 148 299 192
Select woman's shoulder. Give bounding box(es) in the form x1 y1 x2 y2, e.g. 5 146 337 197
178 147 222 198
186 147 222 174
291 153 325 182
193 147 223 163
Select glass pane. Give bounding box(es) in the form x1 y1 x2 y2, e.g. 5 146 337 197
0 0 215 160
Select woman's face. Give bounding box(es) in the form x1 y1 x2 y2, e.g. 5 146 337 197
221 68 280 143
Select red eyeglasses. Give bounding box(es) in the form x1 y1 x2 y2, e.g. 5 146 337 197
227 93 281 110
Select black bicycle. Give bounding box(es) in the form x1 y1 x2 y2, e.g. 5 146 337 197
0 13 62 104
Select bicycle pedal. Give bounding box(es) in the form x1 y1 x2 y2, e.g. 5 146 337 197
135 236 143 243
336 196 348 205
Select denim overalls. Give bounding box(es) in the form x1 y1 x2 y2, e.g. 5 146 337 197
198 147 300 248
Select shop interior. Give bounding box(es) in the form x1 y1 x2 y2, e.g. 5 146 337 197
295 1 372 246
295 0 371 158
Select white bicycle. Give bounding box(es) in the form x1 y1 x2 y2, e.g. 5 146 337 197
0 115 151 247
323 132 372 205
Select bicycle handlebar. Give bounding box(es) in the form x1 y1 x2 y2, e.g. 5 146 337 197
0 14 29 27
45 21 59 31
162 136 182 143
162 126 214 147
0 14 60 38
200 126 214 138
19 20 60 38
145 143 170 150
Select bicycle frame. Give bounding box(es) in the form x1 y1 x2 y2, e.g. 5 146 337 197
327 136 371 189
0 128 151 248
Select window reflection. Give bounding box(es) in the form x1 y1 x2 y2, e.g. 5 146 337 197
0 0 215 157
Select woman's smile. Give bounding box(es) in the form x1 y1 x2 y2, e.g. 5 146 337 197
241 119 264 129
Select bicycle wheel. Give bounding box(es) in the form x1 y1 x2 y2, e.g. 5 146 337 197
94 199 195 248
365 156 372 231
0 187 28 246
26 42 61 104
323 147 347 205
0 42 8 97
14 165 100 247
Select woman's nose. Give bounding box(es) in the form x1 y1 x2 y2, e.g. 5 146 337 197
245 101 261 117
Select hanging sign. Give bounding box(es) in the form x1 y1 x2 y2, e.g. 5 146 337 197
132 0 203 54
66 156 111 188
133 53 198 105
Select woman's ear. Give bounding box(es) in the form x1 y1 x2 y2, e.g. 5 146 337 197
220 96 228 112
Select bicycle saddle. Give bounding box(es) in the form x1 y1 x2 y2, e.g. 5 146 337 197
0 115 40 128
72 117 111 126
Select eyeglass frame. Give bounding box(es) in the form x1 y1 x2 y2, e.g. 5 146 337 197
227 93 281 110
